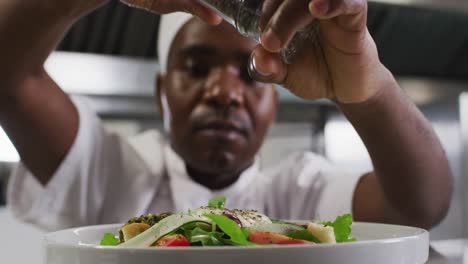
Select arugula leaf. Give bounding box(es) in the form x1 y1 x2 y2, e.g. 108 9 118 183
204 214 256 246
100 233 119 246
208 196 226 209
241 228 250 238
189 227 225 246
287 230 321 243
169 222 211 239
321 214 355 243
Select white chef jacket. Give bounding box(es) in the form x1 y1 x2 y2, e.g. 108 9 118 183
7 97 364 231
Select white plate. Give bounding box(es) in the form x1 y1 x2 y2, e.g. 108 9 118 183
44 222 429 264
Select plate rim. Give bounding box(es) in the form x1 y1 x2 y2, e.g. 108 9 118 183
44 222 429 251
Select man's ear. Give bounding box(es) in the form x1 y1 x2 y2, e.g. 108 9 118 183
156 74 172 133
156 74 165 115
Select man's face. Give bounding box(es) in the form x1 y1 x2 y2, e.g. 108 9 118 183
158 19 277 181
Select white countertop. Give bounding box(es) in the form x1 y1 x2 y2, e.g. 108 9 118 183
430 240 467 263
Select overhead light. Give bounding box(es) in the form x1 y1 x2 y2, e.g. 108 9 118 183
44 52 158 97
0 127 19 162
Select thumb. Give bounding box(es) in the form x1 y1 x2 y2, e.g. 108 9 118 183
248 45 288 84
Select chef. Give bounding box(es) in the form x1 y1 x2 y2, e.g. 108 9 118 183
1 0 451 231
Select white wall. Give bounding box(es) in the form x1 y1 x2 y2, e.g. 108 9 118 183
324 99 464 240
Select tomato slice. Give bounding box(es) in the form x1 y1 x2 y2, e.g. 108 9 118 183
277 239 314 245
155 234 190 247
249 232 314 245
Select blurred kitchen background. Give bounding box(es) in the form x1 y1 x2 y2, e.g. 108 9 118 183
1 0 468 262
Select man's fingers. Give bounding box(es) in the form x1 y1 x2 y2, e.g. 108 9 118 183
121 0 222 25
261 0 313 53
181 1 222 25
121 0 153 9
248 46 287 84
309 0 367 30
259 0 283 31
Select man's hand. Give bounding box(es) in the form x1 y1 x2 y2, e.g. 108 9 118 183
251 0 387 104
121 0 222 25
250 0 451 229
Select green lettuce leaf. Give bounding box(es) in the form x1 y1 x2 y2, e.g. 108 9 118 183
189 227 225 246
204 214 255 246
208 196 226 209
100 233 119 246
170 222 207 237
287 230 321 243
321 214 356 243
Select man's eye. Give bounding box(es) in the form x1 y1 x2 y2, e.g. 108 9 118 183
184 60 210 78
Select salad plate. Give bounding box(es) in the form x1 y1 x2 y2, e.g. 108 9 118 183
44 198 429 264
45 222 429 264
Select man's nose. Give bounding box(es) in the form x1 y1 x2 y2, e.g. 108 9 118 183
203 65 244 108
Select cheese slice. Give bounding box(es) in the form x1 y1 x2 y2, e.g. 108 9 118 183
307 222 336 244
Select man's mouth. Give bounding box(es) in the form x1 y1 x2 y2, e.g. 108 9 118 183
193 119 248 138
